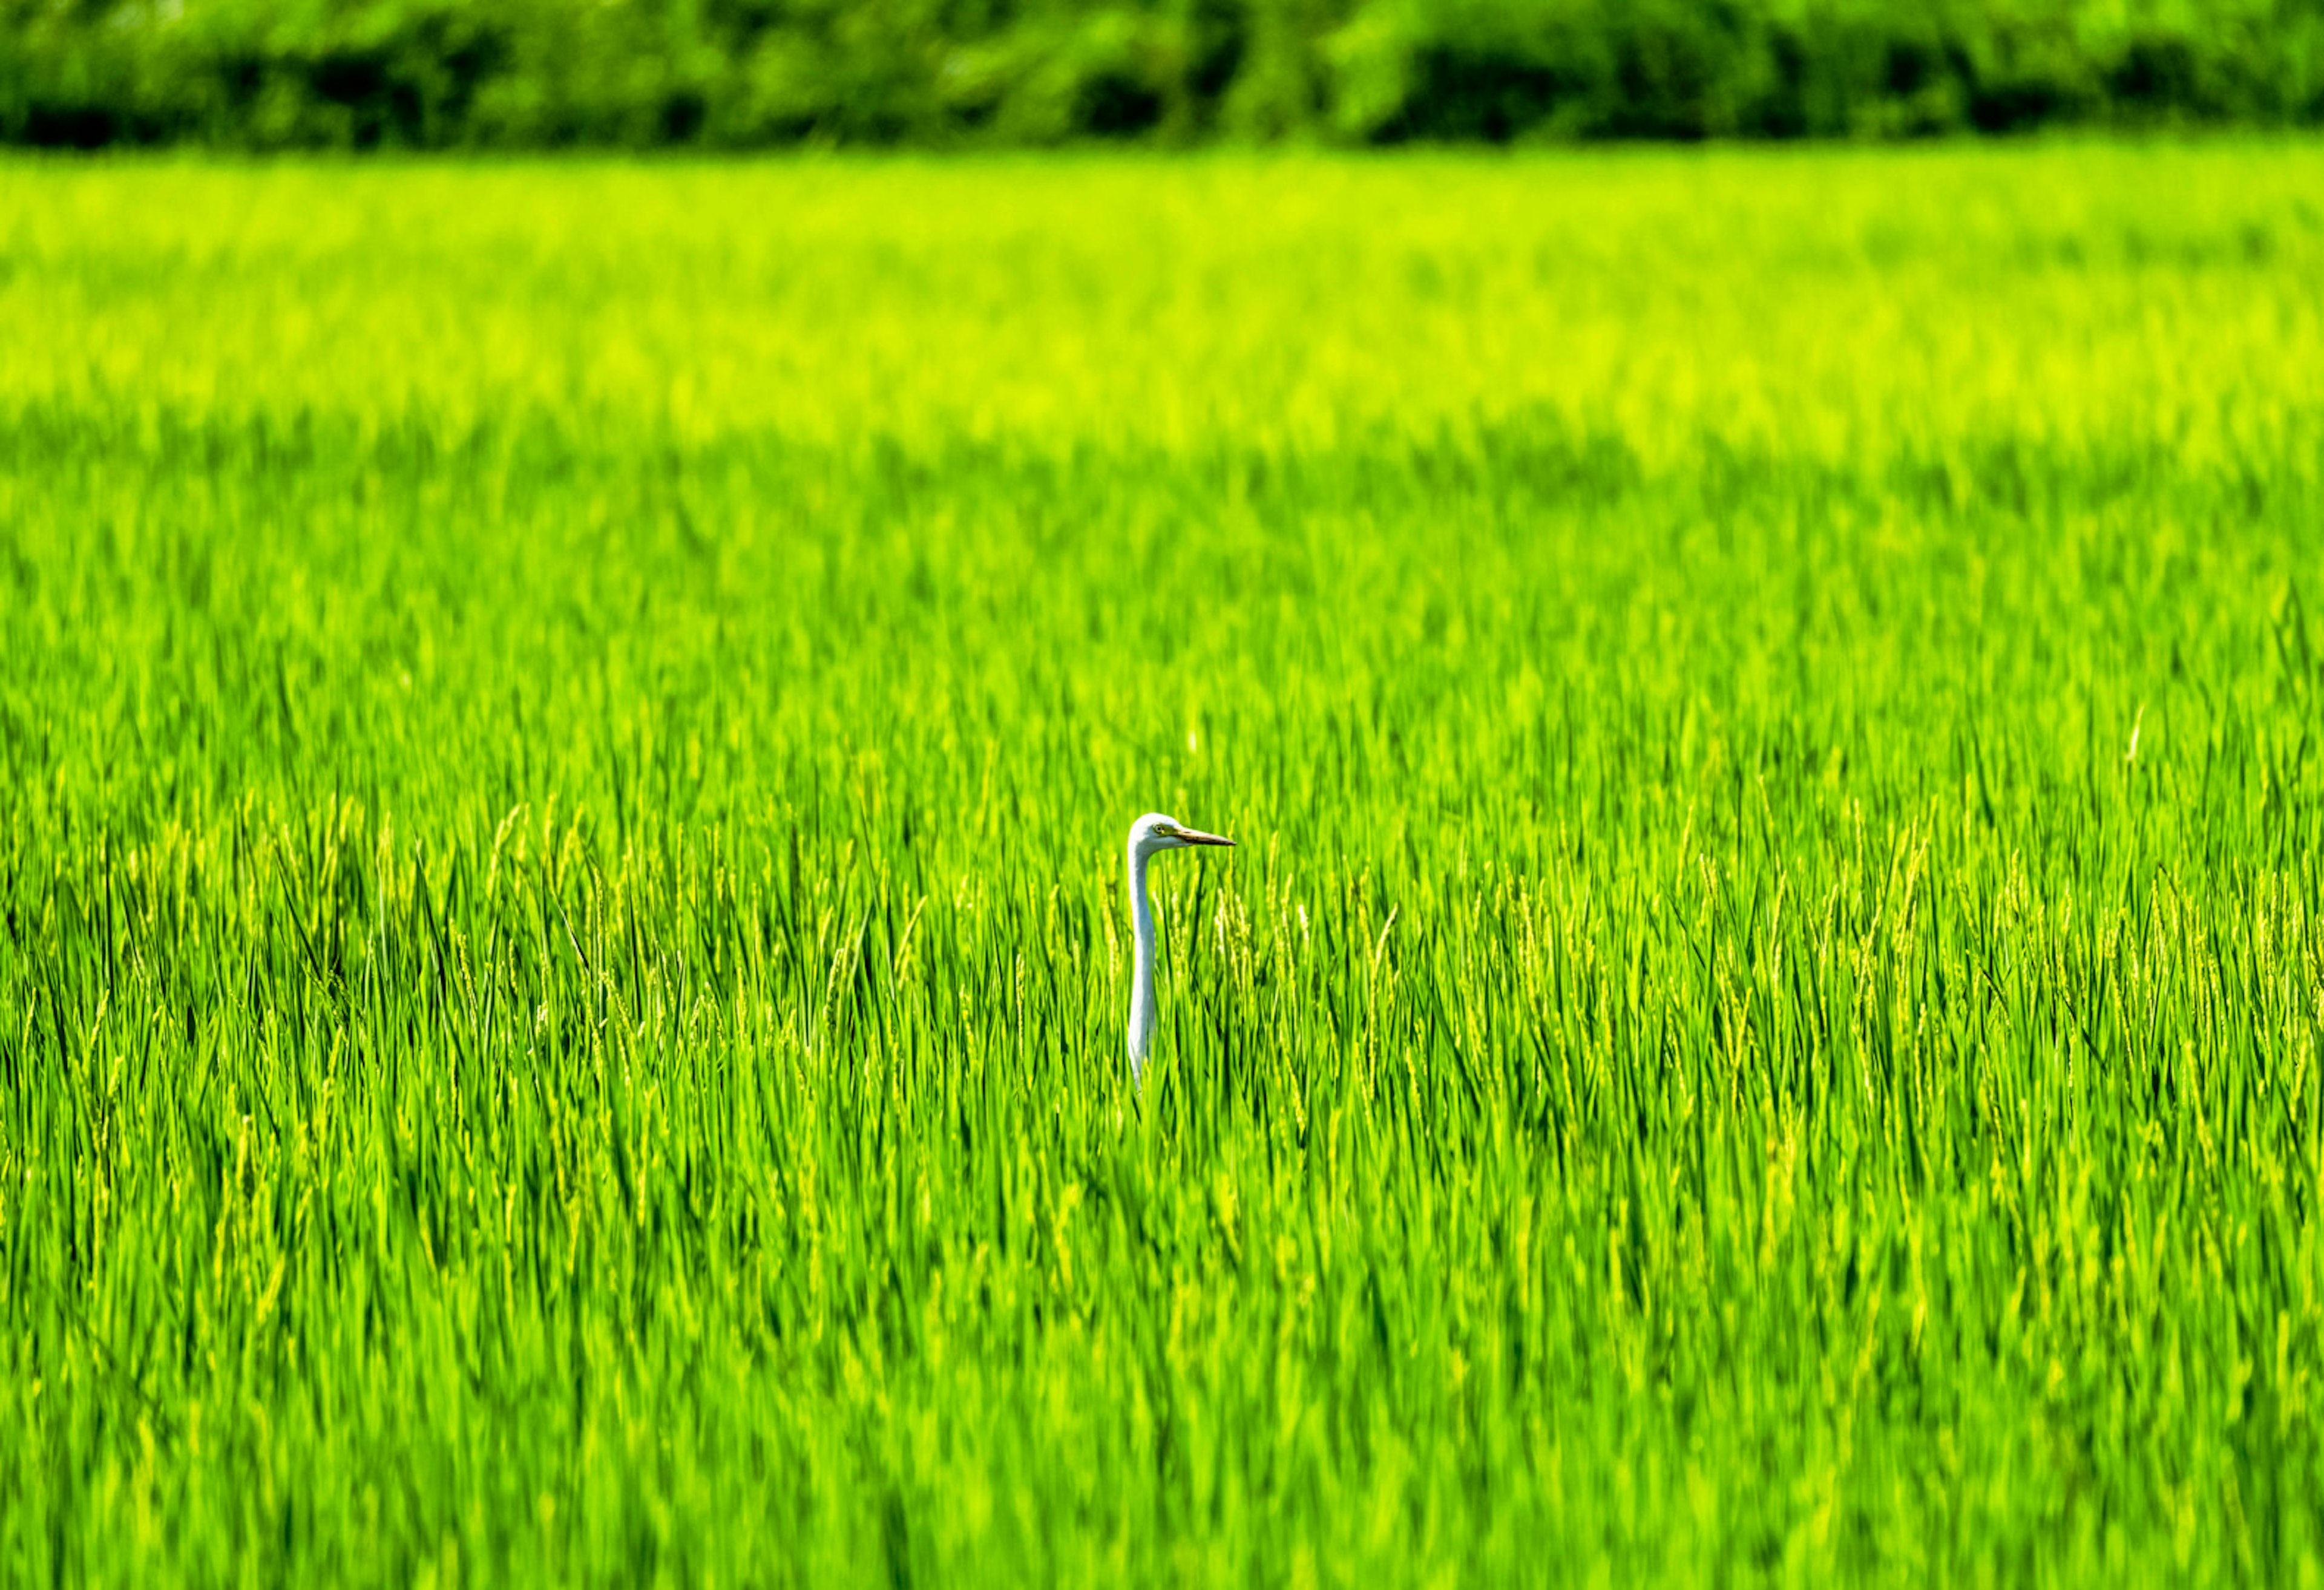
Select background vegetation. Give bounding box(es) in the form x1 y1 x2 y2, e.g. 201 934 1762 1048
4 0 2324 149
2 146 2323 1583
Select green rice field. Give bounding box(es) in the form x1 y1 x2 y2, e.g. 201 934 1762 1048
3 145 2324 1585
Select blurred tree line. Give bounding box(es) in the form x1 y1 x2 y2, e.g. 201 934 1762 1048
4 0 2320 148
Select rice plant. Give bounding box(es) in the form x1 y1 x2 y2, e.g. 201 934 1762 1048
1 143 2322 1586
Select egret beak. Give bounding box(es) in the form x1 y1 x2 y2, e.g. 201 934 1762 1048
1176 827 1235 848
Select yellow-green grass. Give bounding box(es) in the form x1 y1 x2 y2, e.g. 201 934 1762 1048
2 145 2323 1586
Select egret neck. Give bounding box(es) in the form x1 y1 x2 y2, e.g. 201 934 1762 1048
1123 812 1234 1091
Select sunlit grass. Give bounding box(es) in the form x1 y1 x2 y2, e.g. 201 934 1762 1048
2 145 2322 1586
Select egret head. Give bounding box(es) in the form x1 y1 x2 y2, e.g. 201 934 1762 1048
1129 812 1235 859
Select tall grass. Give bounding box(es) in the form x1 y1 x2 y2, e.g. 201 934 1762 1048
1 145 2322 1585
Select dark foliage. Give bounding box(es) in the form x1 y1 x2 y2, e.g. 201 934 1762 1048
1 0 2319 148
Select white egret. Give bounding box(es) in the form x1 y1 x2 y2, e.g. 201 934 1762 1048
1124 812 1235 1091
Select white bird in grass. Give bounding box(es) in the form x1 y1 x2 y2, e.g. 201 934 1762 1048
1126 812 1235 1091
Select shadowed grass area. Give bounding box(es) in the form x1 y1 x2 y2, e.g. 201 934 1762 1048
2 146 2323 1586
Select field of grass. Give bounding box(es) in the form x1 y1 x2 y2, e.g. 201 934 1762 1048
2 145 2323 1586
